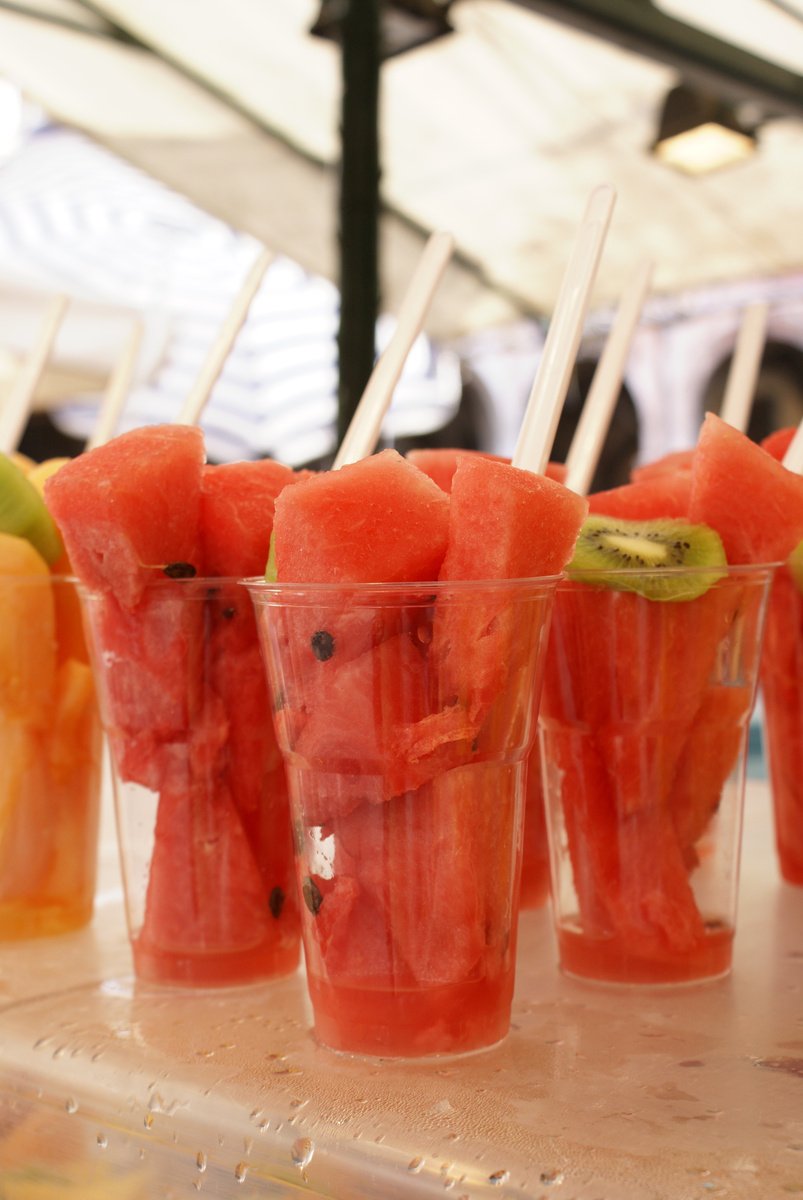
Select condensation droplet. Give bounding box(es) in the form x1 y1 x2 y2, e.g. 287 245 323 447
291 1137 314 1169
65 1097 78 1115
489 1169 509 1186
196 1151 207 1173
96 1133 108 1149
234 1161 249 1183
408 1157 425 1174
541 1169 565 1186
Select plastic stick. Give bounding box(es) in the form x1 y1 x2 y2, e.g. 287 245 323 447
563 259 653 497
85 319 144 451
332 231 454 469
512 185 616 475
174 247 273 427
782 415 803 475
0 293 69 454
719 301 769 433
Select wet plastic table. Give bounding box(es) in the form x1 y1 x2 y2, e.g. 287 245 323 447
0 782 801 1199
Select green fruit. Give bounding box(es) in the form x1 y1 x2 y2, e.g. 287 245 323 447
568 515 727 602
264 531 278 582
0 453 64 565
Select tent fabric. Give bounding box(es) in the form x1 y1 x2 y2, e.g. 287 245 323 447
0 122 462 465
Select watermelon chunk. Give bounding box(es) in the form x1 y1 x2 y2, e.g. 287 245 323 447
272 449 450 584
761 426 796 463
44 424 205 609
688 414 803 564
199 459 298 576
407 447 567 494
588 473 692 520
630 448 695 482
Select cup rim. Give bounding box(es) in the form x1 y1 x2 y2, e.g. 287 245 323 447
561 562 781 584
243 574 563 599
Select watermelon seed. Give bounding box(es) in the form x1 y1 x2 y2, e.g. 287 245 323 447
222 606 236 619
302 877 323 916
164 562 197 578
269 887 285 919
310 630 335 662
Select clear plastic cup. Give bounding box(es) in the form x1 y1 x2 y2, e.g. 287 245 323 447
0 574 102 938
539 564 774 986
81 576 300 987
760 562 803 886
248 576 557 1057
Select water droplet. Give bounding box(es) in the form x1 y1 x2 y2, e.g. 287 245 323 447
65 1097 78 1115
96 1133 108 1149
541 1169 565 1186
196 1151 207 1173
489 1169 509 1186
291 1137 314 1169
234 1161 249 1183
408 1157 425 1174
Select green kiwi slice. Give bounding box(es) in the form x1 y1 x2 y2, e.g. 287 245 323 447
0 453 64 565
568 515 727 601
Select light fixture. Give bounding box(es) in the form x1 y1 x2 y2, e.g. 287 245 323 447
652 84 759 175
310 0 454 59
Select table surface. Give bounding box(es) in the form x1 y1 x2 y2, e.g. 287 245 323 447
0 781 801 1200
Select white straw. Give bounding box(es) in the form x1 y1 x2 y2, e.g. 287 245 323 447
0 293 69 454
782 415 803 475
174 247 273 427
563 259 653 497
85 319 144 451
512 185 616 475
332 231 454 469
719 301 769 433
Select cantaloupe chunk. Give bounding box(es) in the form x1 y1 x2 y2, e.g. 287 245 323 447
0 532 56 721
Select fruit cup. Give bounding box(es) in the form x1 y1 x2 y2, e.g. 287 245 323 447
80 575 301 988
249 576 557 1058
539 564 774 986
0 568 102 938
760 560 803 885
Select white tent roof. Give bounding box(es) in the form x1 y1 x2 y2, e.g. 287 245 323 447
0 0 800 338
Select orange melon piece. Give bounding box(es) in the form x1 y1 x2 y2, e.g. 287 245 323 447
0 532 56 721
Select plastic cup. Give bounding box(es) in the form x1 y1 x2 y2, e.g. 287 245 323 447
248 576 557 1057
0 574 102 938
539 564 774 986
520 741 551 909
80 576 300 988
760 562 803 885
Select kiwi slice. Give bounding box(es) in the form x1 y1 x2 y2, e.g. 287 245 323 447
568 515 727 601
0 452 64 565
265 530 278 582
788 539 803 592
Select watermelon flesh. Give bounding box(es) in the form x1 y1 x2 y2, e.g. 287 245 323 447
587 473 692 520
47 427 301 986
260 449 586 1053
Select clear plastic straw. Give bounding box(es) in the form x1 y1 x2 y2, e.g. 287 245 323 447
0 294 69 453
563 259 652 496
333 231 454 469
512 185 615 475
719 301 769 433
174 247 273 427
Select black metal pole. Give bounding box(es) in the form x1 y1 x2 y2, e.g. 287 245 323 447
336 0 381 448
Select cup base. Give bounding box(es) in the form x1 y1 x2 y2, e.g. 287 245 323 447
556 922 734 987
131 936 301 990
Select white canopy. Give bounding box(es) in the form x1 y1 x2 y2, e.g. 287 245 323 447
0 0 801 338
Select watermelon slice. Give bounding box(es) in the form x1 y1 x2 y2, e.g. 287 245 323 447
199 459 298 576
45 425 205 609
407 447 567 493
689 414 803 564
588 473 692 520
630 448 695 482
761 426 796 463
272 449 450 584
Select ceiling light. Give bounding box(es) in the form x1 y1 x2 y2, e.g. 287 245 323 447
652 83 759 175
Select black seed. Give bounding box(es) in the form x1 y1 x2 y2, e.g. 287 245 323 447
206 585 220 598
222 606 236 619
311 630 335 662
164 562 197 579
302 876 323 916
268 886 285 919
